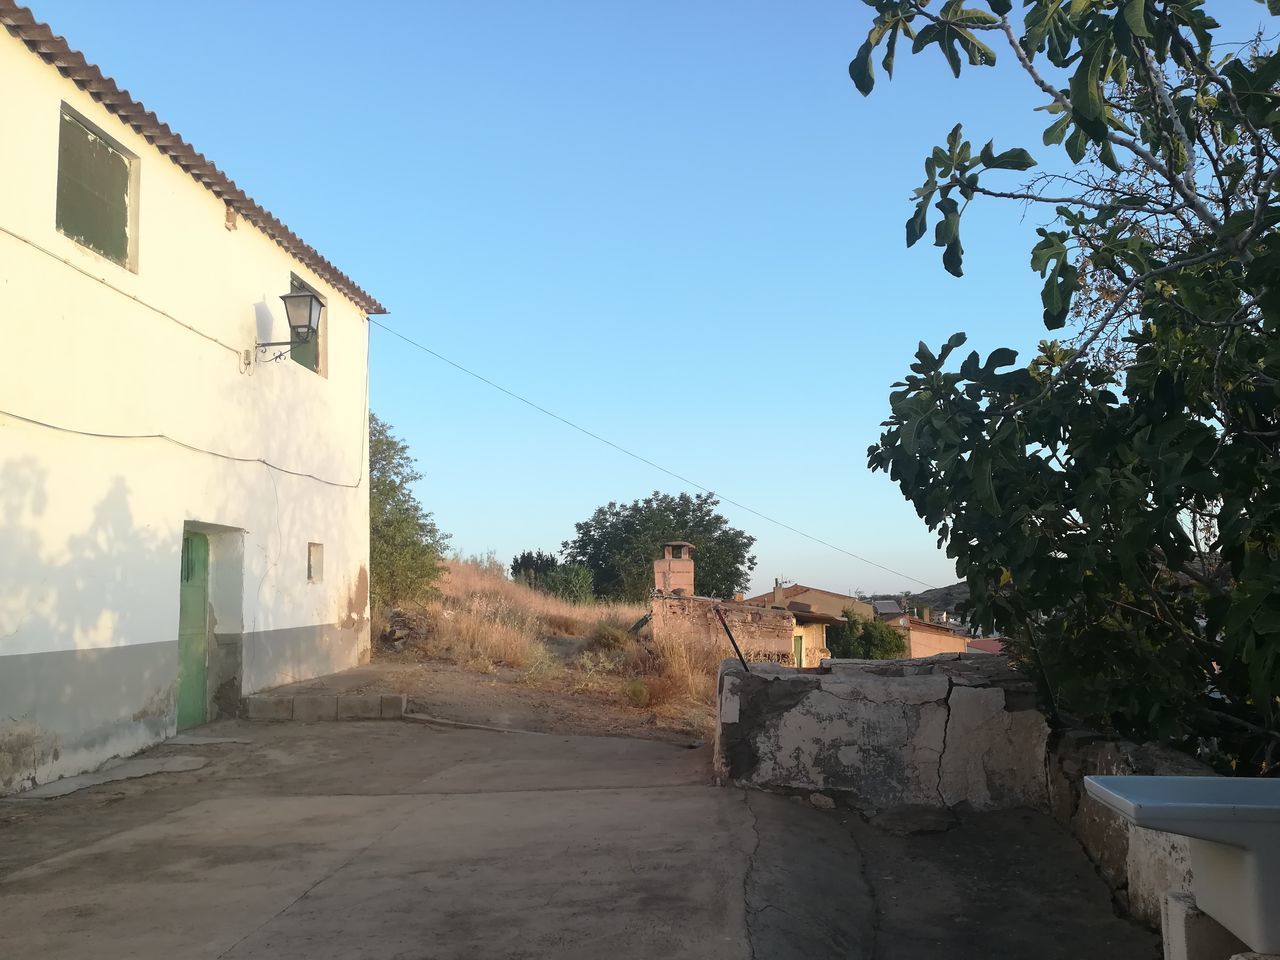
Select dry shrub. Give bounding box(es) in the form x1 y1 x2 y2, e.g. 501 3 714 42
418 594 540 667
584 620 630 652
646 629 723 707
544 612 581 637
621 675 680 709
572 649 628 686
371 608 390 643
517 642 566 686
621 678 650 707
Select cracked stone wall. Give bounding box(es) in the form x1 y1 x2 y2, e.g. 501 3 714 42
714 653 1214 929
715 654 1048 813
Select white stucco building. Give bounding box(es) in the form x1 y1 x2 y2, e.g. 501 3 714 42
0 3 385 793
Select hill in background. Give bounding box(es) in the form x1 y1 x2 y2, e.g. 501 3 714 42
868 581 970 616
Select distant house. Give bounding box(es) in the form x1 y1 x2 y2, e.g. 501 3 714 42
878 613 969 659
872 599 903 618
744 581 875 621
0 6 383 793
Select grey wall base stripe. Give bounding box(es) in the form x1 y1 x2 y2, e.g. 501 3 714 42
1 620 369 794
241 621 370 694
0 640 177 794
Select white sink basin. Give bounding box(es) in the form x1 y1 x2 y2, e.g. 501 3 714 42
1085 775 1280 953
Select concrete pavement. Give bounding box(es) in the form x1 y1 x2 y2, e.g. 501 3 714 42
0 720 1153 959
0 722 869 959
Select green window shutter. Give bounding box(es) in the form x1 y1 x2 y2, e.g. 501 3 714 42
57 112 130 266
290 331 320 372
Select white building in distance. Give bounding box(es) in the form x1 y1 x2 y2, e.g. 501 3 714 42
0 2 385 793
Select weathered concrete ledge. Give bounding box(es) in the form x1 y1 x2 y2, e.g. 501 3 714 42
715 654 1048 812
243 693 405 722
713 653 1217 930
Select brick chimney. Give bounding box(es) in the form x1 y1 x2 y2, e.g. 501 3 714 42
772 578 785 607
653 542 695 596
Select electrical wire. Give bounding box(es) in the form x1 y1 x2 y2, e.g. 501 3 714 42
369 318 941 590
1 226 370 488
0 224 246 367
0 385 367 491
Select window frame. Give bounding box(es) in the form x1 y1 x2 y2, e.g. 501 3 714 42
289 274 327 376
56 104 139 271
307 542 324 583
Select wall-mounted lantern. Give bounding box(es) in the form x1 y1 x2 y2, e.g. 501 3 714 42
280 289 323 342
257 288 324 353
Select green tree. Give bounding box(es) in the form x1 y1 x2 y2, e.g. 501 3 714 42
827 608 909 660
369 414 450 608
562 491 757 601
543 563 595 604
852 1 1280 772
510 549 558 590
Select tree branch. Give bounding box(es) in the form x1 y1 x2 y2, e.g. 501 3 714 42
1001 17 1072 110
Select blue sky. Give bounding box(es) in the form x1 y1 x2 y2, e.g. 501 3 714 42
36 1 1273 595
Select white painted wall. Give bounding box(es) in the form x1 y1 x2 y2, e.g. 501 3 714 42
0 31 373 783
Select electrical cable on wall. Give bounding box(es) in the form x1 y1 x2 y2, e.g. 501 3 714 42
0 407 366 489
0 224 247 369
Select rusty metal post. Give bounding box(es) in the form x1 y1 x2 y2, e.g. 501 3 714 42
713 605 751 673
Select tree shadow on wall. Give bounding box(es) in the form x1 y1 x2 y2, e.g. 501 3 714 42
0 458 176 791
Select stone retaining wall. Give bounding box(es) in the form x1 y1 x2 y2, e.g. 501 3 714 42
714 653 1216 928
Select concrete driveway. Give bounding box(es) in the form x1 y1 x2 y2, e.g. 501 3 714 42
0 720 1154 959
0 722 867 960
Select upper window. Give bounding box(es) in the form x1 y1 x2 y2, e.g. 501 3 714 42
289 275 326 374
57 108 135 268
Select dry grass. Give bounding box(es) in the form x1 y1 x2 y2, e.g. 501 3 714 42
645 629 722 707
392 558 717 734
441 560 646 632
404 559 645 669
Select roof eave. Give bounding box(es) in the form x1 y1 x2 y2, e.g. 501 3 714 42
0 1 387 315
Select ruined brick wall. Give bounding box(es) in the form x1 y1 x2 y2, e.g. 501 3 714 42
650 596 796 660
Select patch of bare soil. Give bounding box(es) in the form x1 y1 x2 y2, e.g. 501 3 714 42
364 652 710 745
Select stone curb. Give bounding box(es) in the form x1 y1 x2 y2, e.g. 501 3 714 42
242 693 407 721
402 712 547 736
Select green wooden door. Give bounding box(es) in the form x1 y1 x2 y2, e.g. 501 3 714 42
793 634 804 668
177 532 209 730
